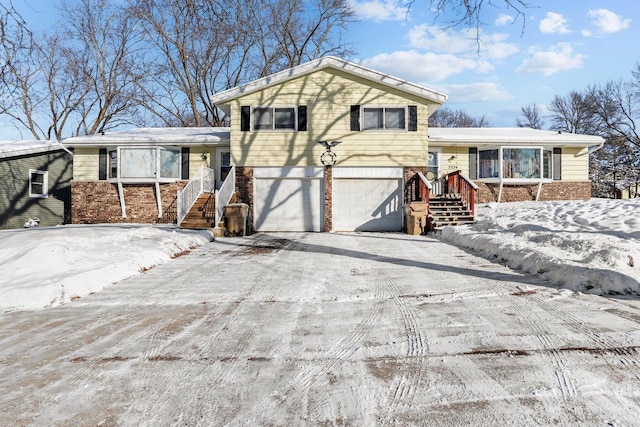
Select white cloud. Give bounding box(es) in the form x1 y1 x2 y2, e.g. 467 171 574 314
363 50 479 83
349 0 406 21
407 24 518 60
539 12 570 34
588 9 631 33
516 43 585 76
441 82 512 103
495 14 513 27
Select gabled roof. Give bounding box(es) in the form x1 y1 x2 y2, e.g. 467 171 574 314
210 56 448 107
0 140 69 159
428 127 605 147
63 127 231 147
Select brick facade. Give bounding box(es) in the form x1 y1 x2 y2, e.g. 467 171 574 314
71 181 186 224
234 166 254 231
404 166 428 203
475 181 591 204
324 166 333 231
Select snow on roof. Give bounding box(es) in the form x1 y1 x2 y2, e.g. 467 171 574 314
63 127 231 147
0 140 67 159
210 56 448 108
428 127 605 147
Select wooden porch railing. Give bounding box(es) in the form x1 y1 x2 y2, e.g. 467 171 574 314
445 170 479 215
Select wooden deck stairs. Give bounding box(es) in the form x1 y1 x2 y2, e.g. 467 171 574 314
429 193 475 231
179 193 216 229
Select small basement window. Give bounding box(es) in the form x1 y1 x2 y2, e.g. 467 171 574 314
29 169 48 198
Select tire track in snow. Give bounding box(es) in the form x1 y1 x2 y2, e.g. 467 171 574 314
529 294 640 382
379 269 429 424
485 278 589 421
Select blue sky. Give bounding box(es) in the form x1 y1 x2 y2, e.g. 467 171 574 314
5 0 639 136
348 0 639 127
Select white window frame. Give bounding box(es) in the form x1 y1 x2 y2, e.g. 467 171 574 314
108 146 182 183
251 106 297 131
29 169 48 198
477 146 552 183
361 106 408 131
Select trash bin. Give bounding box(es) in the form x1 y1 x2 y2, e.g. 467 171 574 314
224 203 249 236
405 201 428 235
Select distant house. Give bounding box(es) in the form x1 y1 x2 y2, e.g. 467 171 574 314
64 56 606 232
63 127 231 226
0 140 73 229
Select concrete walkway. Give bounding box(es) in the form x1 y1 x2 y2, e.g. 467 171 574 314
1 232 640 426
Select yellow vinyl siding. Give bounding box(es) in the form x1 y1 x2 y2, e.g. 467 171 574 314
188 148 213 179
74 146 219 181
73 147 100 181
439 146 469 177
561 147 589 181
229 69 436 167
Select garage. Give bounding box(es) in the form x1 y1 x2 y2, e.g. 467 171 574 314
253 167 324 232
332 167 403 232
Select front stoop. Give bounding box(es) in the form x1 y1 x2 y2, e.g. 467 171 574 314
429 194 475 232
180 193 215 230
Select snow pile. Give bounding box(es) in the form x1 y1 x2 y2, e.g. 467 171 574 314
440 198 640 295
0 225 213 310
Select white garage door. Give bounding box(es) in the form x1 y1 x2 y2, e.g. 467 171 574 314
254 167 324 232
333 168 403 232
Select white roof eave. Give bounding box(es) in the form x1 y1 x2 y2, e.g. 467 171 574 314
62 127 231 147
428 128 605 147
210 56 448 106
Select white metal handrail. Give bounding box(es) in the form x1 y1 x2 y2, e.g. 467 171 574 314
177 165 216 225
215 165 236 228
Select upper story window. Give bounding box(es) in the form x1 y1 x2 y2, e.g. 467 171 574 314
350 105 417 132
253 106 296 130
29 169 48 198
362 107 407 130
240 105 307 132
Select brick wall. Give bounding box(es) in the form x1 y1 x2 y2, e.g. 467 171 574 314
475 181 591 204
324 166 333 231
71 181 186 224
404 166 428 203
235 167 254 231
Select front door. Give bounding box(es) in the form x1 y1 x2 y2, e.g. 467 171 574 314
216 148 232 189
427 148 442 194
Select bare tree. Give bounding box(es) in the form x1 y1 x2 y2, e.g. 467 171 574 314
405 0 533 50
516 103 544 129
429 106 490 127
131 0 354 127
59 0 146 135
547 90 602 135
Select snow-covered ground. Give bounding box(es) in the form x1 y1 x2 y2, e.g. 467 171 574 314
0 225 213 310
1 198 638 312
440 198 640 296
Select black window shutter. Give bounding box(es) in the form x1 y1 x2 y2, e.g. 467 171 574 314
350 105 360 131
553 147 562 180
297 105 307 131
98 148 107 180
181 147 190 179
408 105 418 131
468 147 478 180
240 106 251 131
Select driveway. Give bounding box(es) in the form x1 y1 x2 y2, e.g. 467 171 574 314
1 232 640 426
